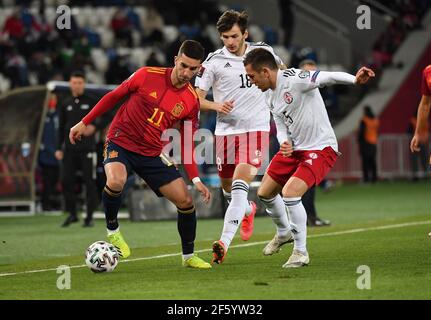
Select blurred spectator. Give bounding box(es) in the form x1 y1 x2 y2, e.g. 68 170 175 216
145 51 163 67
4 48 29 88
141 3 164 45
358 106 379 183
111 8 133 47
278 0 294 48
38 93 60 211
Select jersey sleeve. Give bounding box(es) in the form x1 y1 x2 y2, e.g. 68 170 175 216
82 68 147 125
180 100 200 181
288 69 356 93
421 66 431 96
272 112 289 145
194 60 215 92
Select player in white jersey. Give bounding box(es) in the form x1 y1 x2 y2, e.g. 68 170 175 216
243 48 375 267
194 10 289 264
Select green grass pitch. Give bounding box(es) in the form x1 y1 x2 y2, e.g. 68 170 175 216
0 181 430 299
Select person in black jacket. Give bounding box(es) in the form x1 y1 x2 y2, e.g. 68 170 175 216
55 71 104 227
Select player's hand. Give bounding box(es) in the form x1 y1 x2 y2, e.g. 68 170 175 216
84 124 96 136
69 121 87 145
216 100 234 115
410 134 423 153
194 181 211 204
54 150 63 161
355 67 375 85
280 141 293 157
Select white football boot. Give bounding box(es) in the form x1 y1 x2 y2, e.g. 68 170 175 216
282 249 310 268
262 231 294 256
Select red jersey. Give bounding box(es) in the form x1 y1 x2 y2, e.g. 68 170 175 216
422 64 431 96
82 67 200 180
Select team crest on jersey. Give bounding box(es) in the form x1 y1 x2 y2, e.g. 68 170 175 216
309 153 318 159
283 91 293 104
298 70 310 79
197 66 205 78
171 103 184 117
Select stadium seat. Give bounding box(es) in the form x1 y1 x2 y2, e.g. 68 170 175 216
162 25 179 44
248 24 265 42
91 49 109 73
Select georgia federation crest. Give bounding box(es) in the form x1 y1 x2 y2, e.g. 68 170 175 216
283 91 293 104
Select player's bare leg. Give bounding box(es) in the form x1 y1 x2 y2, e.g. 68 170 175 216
281 177 310 268
257 174 293 255
160 178 211 269
103 162 130 258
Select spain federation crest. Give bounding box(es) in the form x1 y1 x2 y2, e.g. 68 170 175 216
171 103 184 117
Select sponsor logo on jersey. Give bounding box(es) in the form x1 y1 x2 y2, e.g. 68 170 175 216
171 103 184 117
298 70 310 79
197 66 205 78
224 62 232 68
149 91 158 99
67 105 72 111
309 152 318 159
305 159 313 165
80 104 89 110
283 91 293 104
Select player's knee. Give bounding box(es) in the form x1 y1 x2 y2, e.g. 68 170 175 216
176 196 194 210
106 175 126 192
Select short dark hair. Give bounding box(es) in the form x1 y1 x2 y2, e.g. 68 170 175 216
70 70 85 80
178 40 205 62
216 10 248 34
243 48 278 71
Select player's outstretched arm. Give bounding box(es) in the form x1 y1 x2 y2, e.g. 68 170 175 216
196 88 233 115
410 95 431 152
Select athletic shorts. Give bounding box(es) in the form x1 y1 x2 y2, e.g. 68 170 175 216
266 146 338 188
103 141 181 197
215 131 269 179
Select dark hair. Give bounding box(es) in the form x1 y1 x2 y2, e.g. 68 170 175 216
216 10 248 34
178 40 205 62
70 70 85 80
243 48 278 71
364 105 375 118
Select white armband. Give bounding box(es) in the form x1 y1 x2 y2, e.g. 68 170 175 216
192 177 201 184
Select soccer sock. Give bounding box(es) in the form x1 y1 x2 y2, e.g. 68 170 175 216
102 185 122 231
283 197 307 253
177 206 197 259
259 194 291 237
220 180 249 248
224 188 252 216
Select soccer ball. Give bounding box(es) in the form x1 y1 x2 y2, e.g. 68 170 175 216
85 241 119 273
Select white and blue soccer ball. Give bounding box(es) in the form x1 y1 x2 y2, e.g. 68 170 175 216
85 241 119 273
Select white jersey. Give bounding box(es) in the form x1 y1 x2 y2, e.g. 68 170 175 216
195 42 283 136
267 68 356 152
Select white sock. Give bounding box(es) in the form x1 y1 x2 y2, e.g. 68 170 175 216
224 188 252 216
283 197 307 253
182 253 194 261
107 227 119 235
220 180 249 248
259 195 291 237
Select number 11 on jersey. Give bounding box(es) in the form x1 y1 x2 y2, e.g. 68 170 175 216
147 107 165 127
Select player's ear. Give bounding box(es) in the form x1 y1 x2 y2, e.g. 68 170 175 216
243 29 249 40
174 55 178 65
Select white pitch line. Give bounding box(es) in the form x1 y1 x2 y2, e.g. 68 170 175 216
1 220 430 278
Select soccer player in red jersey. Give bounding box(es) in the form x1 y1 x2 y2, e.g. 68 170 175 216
410 64 431 154
410 64 431 237
68 40 212 269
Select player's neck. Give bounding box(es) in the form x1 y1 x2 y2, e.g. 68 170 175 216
233 42 247 57
170 72 187 89
270 71 278 90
